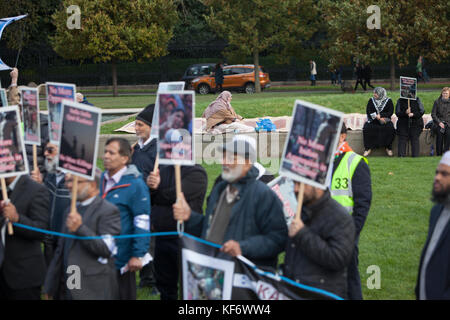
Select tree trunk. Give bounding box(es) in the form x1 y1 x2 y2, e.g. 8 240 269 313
112 60 118 97
390 55 395 91
253 49 261 93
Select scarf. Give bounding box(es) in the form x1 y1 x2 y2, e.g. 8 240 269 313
372 87 389 113
334 141 353 158
202 91 232 119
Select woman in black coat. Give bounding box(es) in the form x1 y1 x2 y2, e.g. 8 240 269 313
395 97 425 157
431 87 450 155
363 87 396 156
214 62 224 93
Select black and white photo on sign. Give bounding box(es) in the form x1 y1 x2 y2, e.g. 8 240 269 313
268 176 298 227
182 248 234 300
280 100 343 189
157 91 195 165
57 99 101 180
20 87 40 145
400 76 417 100
0 106 29 178
46 82 76 144
0 88 7 107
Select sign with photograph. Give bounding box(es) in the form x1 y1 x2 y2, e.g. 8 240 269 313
0 106 29 178
46 82 76 144
20 87 40 145
280 100 343 189
0 89 7 107
57 100 101 180
157 91 195 165
268 176 297 227
400 76 417 100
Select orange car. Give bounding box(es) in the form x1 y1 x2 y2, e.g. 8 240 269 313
191 64 271 94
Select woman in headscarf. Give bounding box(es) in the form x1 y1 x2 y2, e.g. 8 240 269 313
431 87 450 155
202 91 244 131
362 87 395 156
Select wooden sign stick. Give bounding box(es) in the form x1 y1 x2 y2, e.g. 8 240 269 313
32 145 38 172
70 175 79 214
1 178 13 235
174 164 184 231
295 182 305 222
153 154 159 174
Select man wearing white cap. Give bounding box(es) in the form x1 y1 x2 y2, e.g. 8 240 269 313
416 151 450 299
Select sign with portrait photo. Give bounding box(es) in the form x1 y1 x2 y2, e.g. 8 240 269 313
57 100 101 180
157 91 195 165
0 89 7 107
280 100 343 189
46 82 76 144
400 76 417 100
268 176 298 227
20 87 40 145
0 106 29 178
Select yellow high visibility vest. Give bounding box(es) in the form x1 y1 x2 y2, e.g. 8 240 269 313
330 151 368 214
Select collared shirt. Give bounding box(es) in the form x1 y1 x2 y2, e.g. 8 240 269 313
7 176 20 192
225 184 239 204
77 195 96 208
56 171 65 185
104 166 127 194
138 136 154 149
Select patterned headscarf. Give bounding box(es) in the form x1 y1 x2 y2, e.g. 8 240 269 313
372 87 389 113
202 91 232 119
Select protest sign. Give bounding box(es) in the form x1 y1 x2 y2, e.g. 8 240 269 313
57 100 101 180
181 236 339 300
400 76 417 100
46 82 76 144
0 89 7 107
280 100 343 190
268 176 297 227
157 91 195 166
20 87 40 145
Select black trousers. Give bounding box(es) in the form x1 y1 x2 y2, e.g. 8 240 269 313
0 269 41 300
435 127 450 156
154 237 180 300
139 236 157 287
354 78 366 91
364 78 374 89
117 270 136 300
347 241 363 300
398 130 421 157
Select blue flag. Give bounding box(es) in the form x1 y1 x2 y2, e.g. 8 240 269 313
0 14 27 71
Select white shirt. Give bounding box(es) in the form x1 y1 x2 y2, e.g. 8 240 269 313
104 166 127 194
77 195 96 208
138 136 154 149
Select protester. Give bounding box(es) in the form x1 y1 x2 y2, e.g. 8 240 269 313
147 163 207 300
395 96 425 157
363 64 374 89
0 174 50 300
43 171 121 300
283 181 355 299
100 138 151 300
331 123 372 300
173 137 288 271
416 151 450 299
310 60 317 86
354 63 366 92
214 62 224 93
431 87 450 156
362 87 395 157
31 142 71 265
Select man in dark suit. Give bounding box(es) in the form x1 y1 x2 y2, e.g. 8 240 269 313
416 151 450 299
44 170 121 300
0 174 50 300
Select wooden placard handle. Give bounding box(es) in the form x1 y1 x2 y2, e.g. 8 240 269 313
174 164 184 231
295 182 305 222
1 178 13 235
153 154 159 174
32 144 38 172
70 175 79 214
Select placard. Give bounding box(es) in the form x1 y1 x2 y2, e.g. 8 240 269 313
0 106 29 178
268 176 297 227
400 76 417 100
57 100 101 180
0 89 7 107
280 100 343 189
20 87 40 145
46 82 76 144
157 91 195 165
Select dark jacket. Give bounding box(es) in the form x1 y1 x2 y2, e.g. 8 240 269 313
395 97 425 135
44 196 121 300
415 204 450 300
131 138 157 182
151 164 207 234
186 166 288 270
332 153 372 236
44 173 71 233
0 175 50 290
431 96 450 127
100 165 151 269
283 190 355 299
366 98 394 124
215 66 224 85
362 65 372 80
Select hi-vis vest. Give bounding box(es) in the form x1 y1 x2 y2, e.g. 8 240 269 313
330 151 368 214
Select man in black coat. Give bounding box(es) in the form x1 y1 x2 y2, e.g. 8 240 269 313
0 174 50 300
354 63 366 92
147 164 208 300
416 151 450 299
283 182 355 299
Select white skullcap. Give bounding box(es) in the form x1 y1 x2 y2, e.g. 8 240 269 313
440 151 450 167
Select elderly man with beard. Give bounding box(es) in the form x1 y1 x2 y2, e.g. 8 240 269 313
173 136 288 271
31 142 71 266
416 151 450 300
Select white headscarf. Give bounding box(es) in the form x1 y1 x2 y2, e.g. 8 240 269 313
372 87 390 113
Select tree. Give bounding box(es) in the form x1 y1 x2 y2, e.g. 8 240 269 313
320 0 450 90
51 0 179 96
201 0 317 93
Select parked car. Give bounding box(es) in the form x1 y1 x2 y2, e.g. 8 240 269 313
191 64 271 94
182 63 216 89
